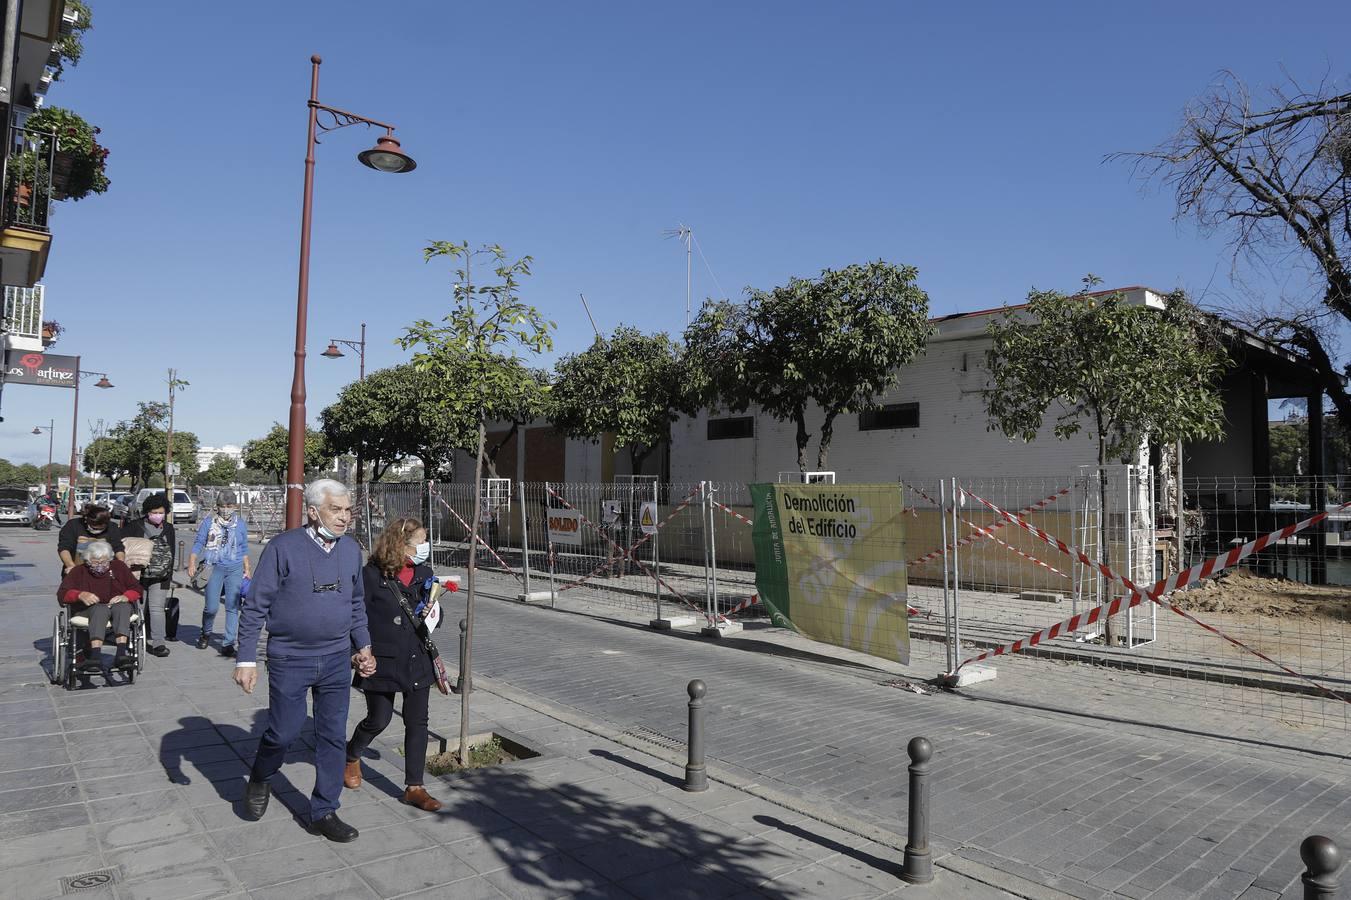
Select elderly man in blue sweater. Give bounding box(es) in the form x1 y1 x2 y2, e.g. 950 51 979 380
233 478 375 842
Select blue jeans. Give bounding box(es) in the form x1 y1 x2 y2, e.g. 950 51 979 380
201 562 243 645
250 649 352 822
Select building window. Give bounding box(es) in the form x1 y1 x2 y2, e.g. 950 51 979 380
707 416 755 440
859 403 919 431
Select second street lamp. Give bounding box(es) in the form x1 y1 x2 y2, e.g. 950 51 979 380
321 323 367 488
67 365 113 517
33 419 54 494
285 55 416 529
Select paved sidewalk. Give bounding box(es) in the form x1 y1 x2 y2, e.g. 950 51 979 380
0 529 1019 899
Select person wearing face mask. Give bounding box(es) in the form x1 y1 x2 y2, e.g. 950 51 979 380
232 478 374 843
57 504 125 576
188 490 252 656
57 540 142 674
342 517 445 812
123 493 178 658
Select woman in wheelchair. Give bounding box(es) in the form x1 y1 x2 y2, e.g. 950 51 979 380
57 541 142 674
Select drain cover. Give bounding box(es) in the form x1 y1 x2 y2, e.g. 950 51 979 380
60 867 120 894
621 725 683 752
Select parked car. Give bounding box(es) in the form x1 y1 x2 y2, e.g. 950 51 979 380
130 488 198 523
110 493 135 520
0 487 36 526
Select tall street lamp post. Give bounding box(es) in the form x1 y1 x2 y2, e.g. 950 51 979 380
32 419 54 493
321 323 366 485
286 55 416 529
67 365 113 516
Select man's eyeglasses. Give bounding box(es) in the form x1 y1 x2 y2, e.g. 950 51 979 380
312 580 340 593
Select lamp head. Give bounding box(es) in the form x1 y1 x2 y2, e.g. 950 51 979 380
93 376 112 389
32 426 41 434
321 342 345 360
357 133 416 174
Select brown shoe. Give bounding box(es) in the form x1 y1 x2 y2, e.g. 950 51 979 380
343 759 362 790
401 785 442 812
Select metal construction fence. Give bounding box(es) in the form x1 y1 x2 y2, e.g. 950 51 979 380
300 472 1350 733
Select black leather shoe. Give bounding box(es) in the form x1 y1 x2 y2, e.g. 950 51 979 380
309 812 359 843
196 635 210 650
148 646 170 658
243 780 270 820
219 644 236 658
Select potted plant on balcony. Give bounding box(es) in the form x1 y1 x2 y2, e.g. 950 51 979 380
25 106 109 201
41 320 64 346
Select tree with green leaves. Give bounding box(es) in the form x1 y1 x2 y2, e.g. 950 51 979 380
83 433 129 490
199 455 243 486
685 260 934 470
399 240 554 766
549 326 687 474
323 363 464 482
983 278 1229 643
0 459 44 486
242 424 329 484
114 402 200 491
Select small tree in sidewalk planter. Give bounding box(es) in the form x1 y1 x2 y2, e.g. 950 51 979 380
399 240 554 766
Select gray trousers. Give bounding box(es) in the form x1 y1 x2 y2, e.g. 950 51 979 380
84 602 133 641
140 579 168 648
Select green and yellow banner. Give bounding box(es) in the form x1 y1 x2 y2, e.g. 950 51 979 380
750 483 910 664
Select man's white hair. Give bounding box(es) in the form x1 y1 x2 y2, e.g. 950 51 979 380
304 478 350 509
83 540 114 561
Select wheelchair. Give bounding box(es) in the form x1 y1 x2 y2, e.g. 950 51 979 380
49 603 146 690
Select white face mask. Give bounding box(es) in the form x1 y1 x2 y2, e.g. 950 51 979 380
411 542 430 564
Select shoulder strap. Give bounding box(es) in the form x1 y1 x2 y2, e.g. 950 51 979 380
384 577 440 660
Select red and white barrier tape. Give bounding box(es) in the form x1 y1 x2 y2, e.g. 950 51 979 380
712 500 754 527
904 484 1071 568
558 486 702 594
955 488 1351 705
428 487 524 583
545 486 719 623
960 517 1069 579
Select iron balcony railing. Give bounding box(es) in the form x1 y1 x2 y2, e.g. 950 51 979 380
3 284 44 339
3 124 57 232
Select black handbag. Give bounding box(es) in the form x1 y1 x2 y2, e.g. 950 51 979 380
164 592 180 641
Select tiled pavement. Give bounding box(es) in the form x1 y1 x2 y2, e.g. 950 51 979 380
0 528 1019 899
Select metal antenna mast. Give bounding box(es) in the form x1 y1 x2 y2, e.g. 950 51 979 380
579 293 602 340
664 224 693 328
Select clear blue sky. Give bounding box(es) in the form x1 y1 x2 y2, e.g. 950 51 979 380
3 0 1348 465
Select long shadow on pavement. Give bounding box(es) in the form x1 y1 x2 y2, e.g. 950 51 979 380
421 765 815 898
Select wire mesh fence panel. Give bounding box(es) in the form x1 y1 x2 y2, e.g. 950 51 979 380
515 481 714 622
945 470 1349 731
194 485 288 542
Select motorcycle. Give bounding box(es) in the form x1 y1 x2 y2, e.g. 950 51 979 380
33 503 57 531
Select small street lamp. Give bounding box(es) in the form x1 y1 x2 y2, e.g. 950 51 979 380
33 419 54 493
67 365 113 516
320 323 366 380
285 55 416 529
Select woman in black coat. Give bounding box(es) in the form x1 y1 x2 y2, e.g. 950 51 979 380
344 517 445 811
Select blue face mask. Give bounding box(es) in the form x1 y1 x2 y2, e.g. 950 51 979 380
316 523 339 541
410 542 430 565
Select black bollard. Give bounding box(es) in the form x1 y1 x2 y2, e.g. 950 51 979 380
1301 835 1342 900
456 618 472 695
900 736 933 884
683 679 707 792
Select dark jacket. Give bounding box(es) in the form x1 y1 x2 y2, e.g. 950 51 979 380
353 561 436 694
124 515 177 585
58 518 124 561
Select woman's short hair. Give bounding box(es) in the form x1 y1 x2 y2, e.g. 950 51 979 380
370 517 425 578
304 478 350 509
141 493 169 516
82 505 111 527
83 540 114 561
